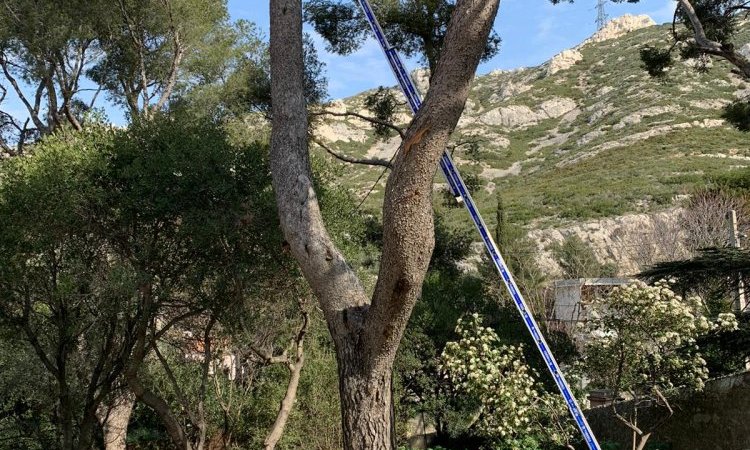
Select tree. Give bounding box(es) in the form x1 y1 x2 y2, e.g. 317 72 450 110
0 0 250 153
88 0 229 118
552 235 617 279
0 115 288 449
172 23 327 121
580 281 738 450
268 0 500 447
304 0 500 76
0 0 100 150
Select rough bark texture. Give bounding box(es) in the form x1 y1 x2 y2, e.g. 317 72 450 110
269 0 499 447
98 391 136 450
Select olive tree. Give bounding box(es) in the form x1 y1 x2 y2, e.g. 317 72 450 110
268 0 500 447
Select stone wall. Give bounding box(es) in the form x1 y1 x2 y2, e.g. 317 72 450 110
585 372 750 450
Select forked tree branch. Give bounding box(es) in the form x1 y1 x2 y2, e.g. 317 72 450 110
270 0 499 374
676 0 750 78
366 0 500 365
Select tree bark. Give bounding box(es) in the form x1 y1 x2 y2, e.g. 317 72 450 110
337 350 395 450
98 391 136 450
269 0 500 447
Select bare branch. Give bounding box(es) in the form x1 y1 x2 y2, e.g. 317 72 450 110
612 403 644 435
154 0 185 112
263 300 309 450
17 119 30 155
88 85 104 110
311 136 393 169
648 385 675 432
153 307 207 341
249 344 289 365
311 110 405 139
0 55 47 132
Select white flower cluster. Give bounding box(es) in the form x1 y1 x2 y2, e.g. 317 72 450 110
440 314 573 445
583 280 734 395
716 312 739 331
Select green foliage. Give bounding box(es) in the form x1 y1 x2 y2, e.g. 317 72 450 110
303 0 368 55
677 0 738 45
639 247 750 375
0 114 287 447
582 281 736 396
88 0 229 113
395 267 488 444
551 235 617 279
276 313 342 449
580 281 737 449
722 99 750 131
430 215 474 273
440 314 575 449
489 196 547 307
364 87 401 138
640 46 674 78
304 0 500 72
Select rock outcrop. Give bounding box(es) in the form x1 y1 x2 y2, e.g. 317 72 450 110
547 49 583 76
545 15 655 77
529 209 687 277
584 14 656 44
480 97 577 128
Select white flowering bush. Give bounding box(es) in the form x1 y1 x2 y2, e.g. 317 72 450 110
439 314 574 449
583 280 737 393
581 280 737 450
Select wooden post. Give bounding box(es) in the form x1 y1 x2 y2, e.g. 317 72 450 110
728 210 746 312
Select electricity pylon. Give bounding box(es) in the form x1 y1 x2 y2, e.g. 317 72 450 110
596 0 608 30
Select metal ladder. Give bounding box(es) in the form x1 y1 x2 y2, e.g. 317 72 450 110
354 1 601 448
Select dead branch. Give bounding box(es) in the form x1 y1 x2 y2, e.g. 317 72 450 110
311 136 393 169
311 110 405 139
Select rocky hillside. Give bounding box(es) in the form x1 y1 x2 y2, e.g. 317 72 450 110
314 15 750 276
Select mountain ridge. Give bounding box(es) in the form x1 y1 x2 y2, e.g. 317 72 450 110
314 14 750 276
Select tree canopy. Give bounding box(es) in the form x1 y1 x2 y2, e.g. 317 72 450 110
304 0 501 75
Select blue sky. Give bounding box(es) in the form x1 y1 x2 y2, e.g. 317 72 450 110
3 0 677 127
231 0 677 99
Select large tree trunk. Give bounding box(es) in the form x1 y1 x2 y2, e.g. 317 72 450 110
269 0 500 448
338 358 394 450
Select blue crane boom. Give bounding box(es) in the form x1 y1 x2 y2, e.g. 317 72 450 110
353 1 601 448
